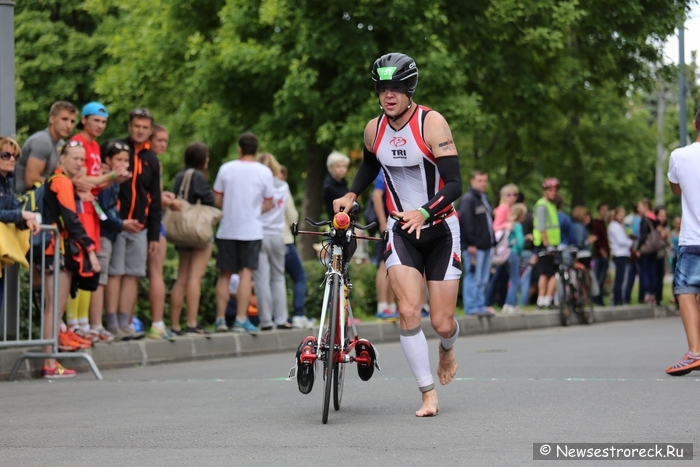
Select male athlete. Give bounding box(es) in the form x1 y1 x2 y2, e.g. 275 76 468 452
334 53 462 416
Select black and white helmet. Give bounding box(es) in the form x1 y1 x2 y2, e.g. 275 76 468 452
371 53 418 97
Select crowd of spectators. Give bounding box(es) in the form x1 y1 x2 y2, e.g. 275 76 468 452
0 101 681 379
457 170 677 316
0 102 316 378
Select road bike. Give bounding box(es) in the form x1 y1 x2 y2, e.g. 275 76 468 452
288 204 383 424
549 246 595 326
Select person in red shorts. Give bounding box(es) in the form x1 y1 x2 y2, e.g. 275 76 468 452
68 102 130 343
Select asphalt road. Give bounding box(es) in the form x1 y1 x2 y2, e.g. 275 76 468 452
1 317 697 467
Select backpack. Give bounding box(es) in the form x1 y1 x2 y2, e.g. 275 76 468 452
491 229 512 266
16 174 63 258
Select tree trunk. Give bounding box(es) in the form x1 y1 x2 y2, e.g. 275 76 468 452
655 78 666 209
569 115 586 208
299 143 326 261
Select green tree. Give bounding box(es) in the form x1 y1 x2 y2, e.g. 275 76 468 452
15 1 107 140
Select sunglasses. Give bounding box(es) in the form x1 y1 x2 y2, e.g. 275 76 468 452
130 108 153 119
0 151 19 161
110 142 130 152
61 140 84 155
506 193 519 197
375 82 411 95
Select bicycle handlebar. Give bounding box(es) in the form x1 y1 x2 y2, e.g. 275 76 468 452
292 218 387 242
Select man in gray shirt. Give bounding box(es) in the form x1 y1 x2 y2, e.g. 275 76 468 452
14 101 77 193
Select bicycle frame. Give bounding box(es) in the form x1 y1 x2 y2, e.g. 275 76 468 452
550 246 595 326
290 206 383 423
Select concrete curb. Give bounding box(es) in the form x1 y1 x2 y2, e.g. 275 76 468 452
1 305 679 380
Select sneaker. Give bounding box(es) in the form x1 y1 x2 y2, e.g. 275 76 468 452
185 324 211 336
87 328 114 343
376 310 399 320
214 318 229 333
62 329 91 349
107 326 128 341
147 326 176 341
120 326 145 341
58 331 82 352
420 307 430 318
291 316 315 329
666 352 700 376
232 319 259 335
42 363 76 379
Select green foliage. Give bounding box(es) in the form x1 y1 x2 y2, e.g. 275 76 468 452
300 260 378 321
13 0 697 258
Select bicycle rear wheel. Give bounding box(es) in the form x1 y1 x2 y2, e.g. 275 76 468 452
322 276 340 424
333 361 345 410
556 273 570 326
576 270 595 325
334 292 348 411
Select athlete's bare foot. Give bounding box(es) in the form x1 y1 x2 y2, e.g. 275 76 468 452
437 344 457 385
415 389 439 417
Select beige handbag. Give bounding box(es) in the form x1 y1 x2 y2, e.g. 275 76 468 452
163 169 222 249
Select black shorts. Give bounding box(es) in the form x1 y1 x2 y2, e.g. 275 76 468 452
384 215 461 281
216 239 262 272
536 249 557 277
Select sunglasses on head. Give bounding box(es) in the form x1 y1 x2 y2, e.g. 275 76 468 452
110 142 130 152
0 151 19 161
61 140 84 155
130 108 153 119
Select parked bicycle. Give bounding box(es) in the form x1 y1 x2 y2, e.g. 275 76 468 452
288 204 383 424
549 246 595 326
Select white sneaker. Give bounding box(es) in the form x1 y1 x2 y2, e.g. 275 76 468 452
291 316 315 329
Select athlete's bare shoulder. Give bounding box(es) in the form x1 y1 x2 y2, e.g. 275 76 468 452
364 116 381 151
423 110 457 156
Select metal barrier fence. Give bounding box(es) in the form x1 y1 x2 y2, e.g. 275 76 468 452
1 225 102 380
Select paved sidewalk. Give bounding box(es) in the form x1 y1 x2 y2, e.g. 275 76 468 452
0 304 676 380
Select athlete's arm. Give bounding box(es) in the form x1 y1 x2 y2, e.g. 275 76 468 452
421 111 462 215
334 118 382 214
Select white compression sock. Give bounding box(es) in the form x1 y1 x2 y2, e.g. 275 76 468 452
438 319 459 350
399 326 434 393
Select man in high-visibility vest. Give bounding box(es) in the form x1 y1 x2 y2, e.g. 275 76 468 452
533 178 561 308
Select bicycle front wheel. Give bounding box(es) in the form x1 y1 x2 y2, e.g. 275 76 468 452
322 276 340 424
333 361 345 411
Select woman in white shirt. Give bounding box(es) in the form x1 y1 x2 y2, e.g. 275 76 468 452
608 206 634 305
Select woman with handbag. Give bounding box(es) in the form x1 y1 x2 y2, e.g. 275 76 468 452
636 199 661 305
168 142 216 335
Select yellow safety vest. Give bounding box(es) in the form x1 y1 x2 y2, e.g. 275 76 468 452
532 198 560 247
